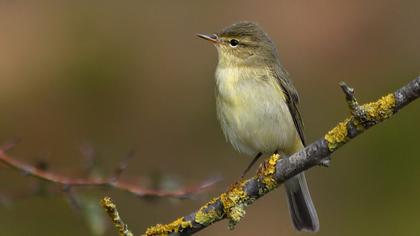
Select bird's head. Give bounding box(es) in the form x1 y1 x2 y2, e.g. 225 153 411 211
197 21 278 67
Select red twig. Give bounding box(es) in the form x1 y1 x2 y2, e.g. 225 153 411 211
0 147 219 198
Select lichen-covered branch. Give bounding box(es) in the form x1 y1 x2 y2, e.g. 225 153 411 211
0 145 219 199
101 197 134 236
143 77 420 236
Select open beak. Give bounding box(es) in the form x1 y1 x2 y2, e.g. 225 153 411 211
196 33 219 44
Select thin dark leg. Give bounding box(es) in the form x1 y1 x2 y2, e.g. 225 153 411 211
241 152 262 178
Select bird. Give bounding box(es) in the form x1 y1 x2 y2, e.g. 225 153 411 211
197 21 319 232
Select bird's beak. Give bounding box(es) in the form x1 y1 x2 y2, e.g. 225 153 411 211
196 33 219 44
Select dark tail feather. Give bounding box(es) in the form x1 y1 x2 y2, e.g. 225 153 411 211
285 173 319 232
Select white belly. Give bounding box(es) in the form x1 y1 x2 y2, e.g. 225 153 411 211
215 66 298 156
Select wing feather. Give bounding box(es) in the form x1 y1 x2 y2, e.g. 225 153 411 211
270 64 306 146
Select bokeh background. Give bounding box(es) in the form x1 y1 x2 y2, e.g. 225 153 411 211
0 1 419 235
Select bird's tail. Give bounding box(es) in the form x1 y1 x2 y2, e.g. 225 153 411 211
285 172 319 232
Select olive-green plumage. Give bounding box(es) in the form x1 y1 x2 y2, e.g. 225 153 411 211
198 21 319 232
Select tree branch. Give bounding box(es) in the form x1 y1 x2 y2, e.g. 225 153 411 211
0 145 219 199
101 197 134 236
141 77 420 235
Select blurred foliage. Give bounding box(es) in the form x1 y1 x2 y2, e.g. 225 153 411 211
0 1 419 236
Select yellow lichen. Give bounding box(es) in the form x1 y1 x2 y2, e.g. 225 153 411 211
144 217 192 236
352 118 365 131
220 181 249 229
100 197 133 236
324 118 350 151
228 203 247 230
257 154 280 191
195 198 223 226
325 94 396 152
362 94 396 121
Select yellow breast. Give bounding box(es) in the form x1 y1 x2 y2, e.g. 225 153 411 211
215 66 297 156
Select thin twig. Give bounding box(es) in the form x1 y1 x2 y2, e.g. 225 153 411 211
0 149 220 199
101 197 134 236
339 82 367 120
142 77 420 235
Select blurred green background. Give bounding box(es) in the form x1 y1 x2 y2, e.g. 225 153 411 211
0 1 419 235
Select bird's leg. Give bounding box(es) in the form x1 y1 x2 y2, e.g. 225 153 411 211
241 152 262 178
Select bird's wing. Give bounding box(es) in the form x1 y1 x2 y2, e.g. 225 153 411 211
270 64 306 146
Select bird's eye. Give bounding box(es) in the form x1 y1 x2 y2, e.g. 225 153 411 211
229 39 239 47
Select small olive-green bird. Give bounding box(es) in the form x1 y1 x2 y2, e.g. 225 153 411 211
197 21 319 232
